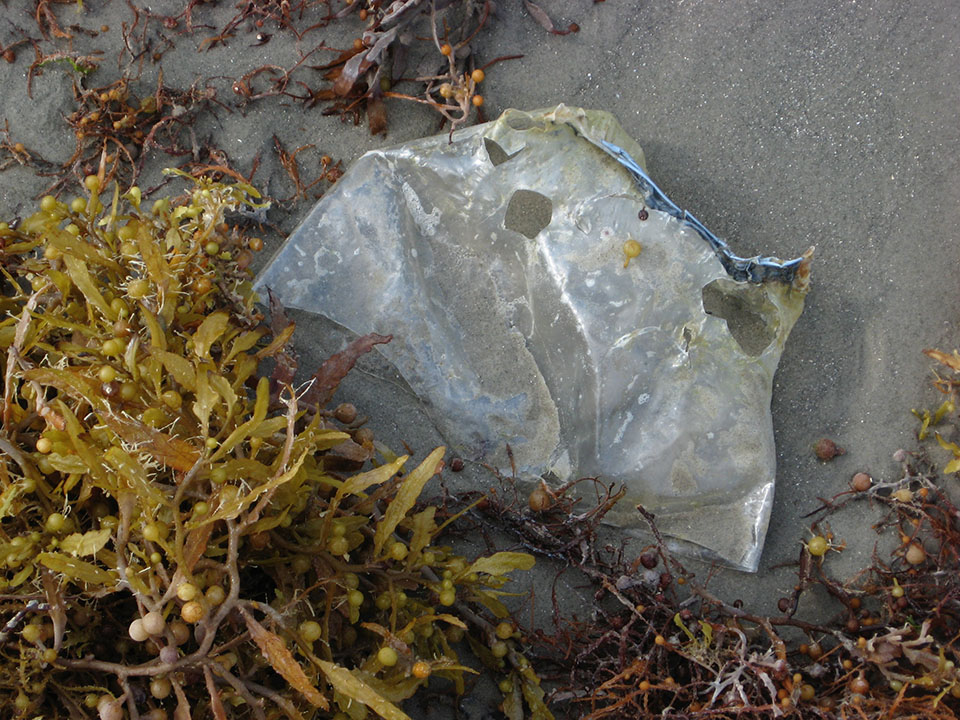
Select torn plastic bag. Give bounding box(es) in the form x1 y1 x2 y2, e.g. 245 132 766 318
254 105 811 571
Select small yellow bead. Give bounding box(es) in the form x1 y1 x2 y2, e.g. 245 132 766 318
180 600 204 623
623 239 642 268
378 646 399 666
177 582 199 602
299 620 322 642
807 536 828 556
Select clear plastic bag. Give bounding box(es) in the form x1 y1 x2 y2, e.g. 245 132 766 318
255 105 811 571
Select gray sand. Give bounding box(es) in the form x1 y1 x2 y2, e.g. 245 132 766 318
2 1 958 716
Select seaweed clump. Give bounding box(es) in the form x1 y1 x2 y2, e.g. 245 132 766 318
0 170 549 719
477 459 960 718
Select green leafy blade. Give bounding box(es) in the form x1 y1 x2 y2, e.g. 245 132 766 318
464 551 535 578
373 447 444 555
315 660 411 720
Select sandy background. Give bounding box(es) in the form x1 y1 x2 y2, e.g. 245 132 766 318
1 1 959 715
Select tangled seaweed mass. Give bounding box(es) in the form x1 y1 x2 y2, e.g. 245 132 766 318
0 173 550 719
474 450 960 719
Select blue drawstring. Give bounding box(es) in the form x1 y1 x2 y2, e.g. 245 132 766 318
600 140 805 285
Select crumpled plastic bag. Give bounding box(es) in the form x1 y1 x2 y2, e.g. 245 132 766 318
255 105 811 571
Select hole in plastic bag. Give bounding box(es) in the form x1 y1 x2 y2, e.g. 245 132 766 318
484 138 510 166
701 279 778 356
504 189 552 238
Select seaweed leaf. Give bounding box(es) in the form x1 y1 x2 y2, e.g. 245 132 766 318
315 659 410 720
62 255 115 321
501 676 524 720
24 367 101 409
0 481 26 520
59 528 112 557
208 371 238 420
103 446 169 507
192 364 219 435
464 551 535 578
36 552 117 586
674 612 696 642
518 660 554 720
210 376 270 461
408 507 437 558
183 521 215 573
924 348 960 373
523 1 578 35
193 311 230 359
336 455 408 501
303 332 392 409
264 288 297 386
257 322 296 361
225 328 265 363
99 411 201 473
46 228 121 270
139 308 168 350
397 613 467 636
374 447 444 555
471 590 512 619
368 92 388 136
935 432 960 457
153 348 198 391
241 608 329 709
136 226 178 323
58 400 109 488
333 50 368 96
934 399 955 423
203 665 229 720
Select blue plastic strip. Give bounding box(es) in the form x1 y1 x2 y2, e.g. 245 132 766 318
600 140 804 284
